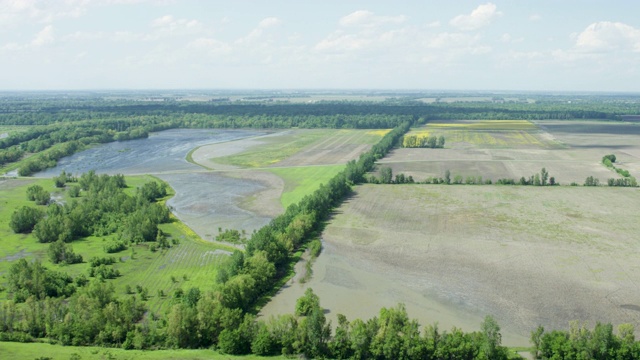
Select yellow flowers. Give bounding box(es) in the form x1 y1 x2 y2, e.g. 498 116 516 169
426 120 537 131
406 120 544 147
366 129 392 136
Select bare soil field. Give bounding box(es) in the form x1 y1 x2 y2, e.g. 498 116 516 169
192 129 385 169
384 120 640 184
261 184 640 346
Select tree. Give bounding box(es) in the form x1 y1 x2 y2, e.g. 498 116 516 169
379 167 393 184
296 288 320 316
48 240 83 264
444 169 451 184
540 168 549 186
534 173 541 186
10 206 44 233
480 315 506 359
437 135 445 148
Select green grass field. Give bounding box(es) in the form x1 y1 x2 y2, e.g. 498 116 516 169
267 164 345 209
0 341 278 360
0 176 229 312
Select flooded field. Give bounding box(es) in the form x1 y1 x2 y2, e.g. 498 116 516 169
35 129 268 176
33 129 275 236
260 184 640 347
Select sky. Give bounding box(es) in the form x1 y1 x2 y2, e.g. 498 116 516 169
1 0 639 91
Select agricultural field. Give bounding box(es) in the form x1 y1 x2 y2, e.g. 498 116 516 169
261 184 640 347
382 120 640 184
193 129 387 169
188 128 388 226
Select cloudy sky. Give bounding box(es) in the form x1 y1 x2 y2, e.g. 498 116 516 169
1 0 639 91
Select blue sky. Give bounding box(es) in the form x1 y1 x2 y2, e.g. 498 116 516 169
1 0 639 91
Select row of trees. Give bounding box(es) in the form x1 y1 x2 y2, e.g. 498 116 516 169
531 322 640 359
369 168 556 187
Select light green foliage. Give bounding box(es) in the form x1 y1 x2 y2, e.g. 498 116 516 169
268 164 344 208
308 239 322 258
295 288 320 317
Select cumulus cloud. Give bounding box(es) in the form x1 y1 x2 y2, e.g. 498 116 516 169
339 10 406 28
450 3 502 31
574 21 640 53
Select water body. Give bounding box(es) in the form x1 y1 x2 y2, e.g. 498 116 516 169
35 129 266 176
159 172 272 240
33 129 272 237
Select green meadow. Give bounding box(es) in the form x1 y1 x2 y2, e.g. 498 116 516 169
0 176 229 312
0 341 280 360
267 164 345 209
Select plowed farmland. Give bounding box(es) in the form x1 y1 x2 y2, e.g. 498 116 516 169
260 184 640 346
381 120 640 184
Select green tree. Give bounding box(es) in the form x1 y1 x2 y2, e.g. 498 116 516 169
380 166 393 184
9 206 44 233
48 239 83 264
295 288 320 317
541 168 549 186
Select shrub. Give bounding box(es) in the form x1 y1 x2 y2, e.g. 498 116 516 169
9 206 44 233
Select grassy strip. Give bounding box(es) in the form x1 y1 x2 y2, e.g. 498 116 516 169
267 164 345 209
185 144 213 170
0 341 278 360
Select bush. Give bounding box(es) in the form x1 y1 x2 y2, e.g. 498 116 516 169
9 206 44 233
48 240 83 265
104 240 127 253
308 239 322 258
26 185 50 205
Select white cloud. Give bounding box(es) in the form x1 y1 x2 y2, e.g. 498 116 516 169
259 17 280 28
450 3 502 31
426 21 441 28
237 17 281 44
339 10 406 28
31 25 54 46
574 21 640 53
529 14 541 22
0 0 87 28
